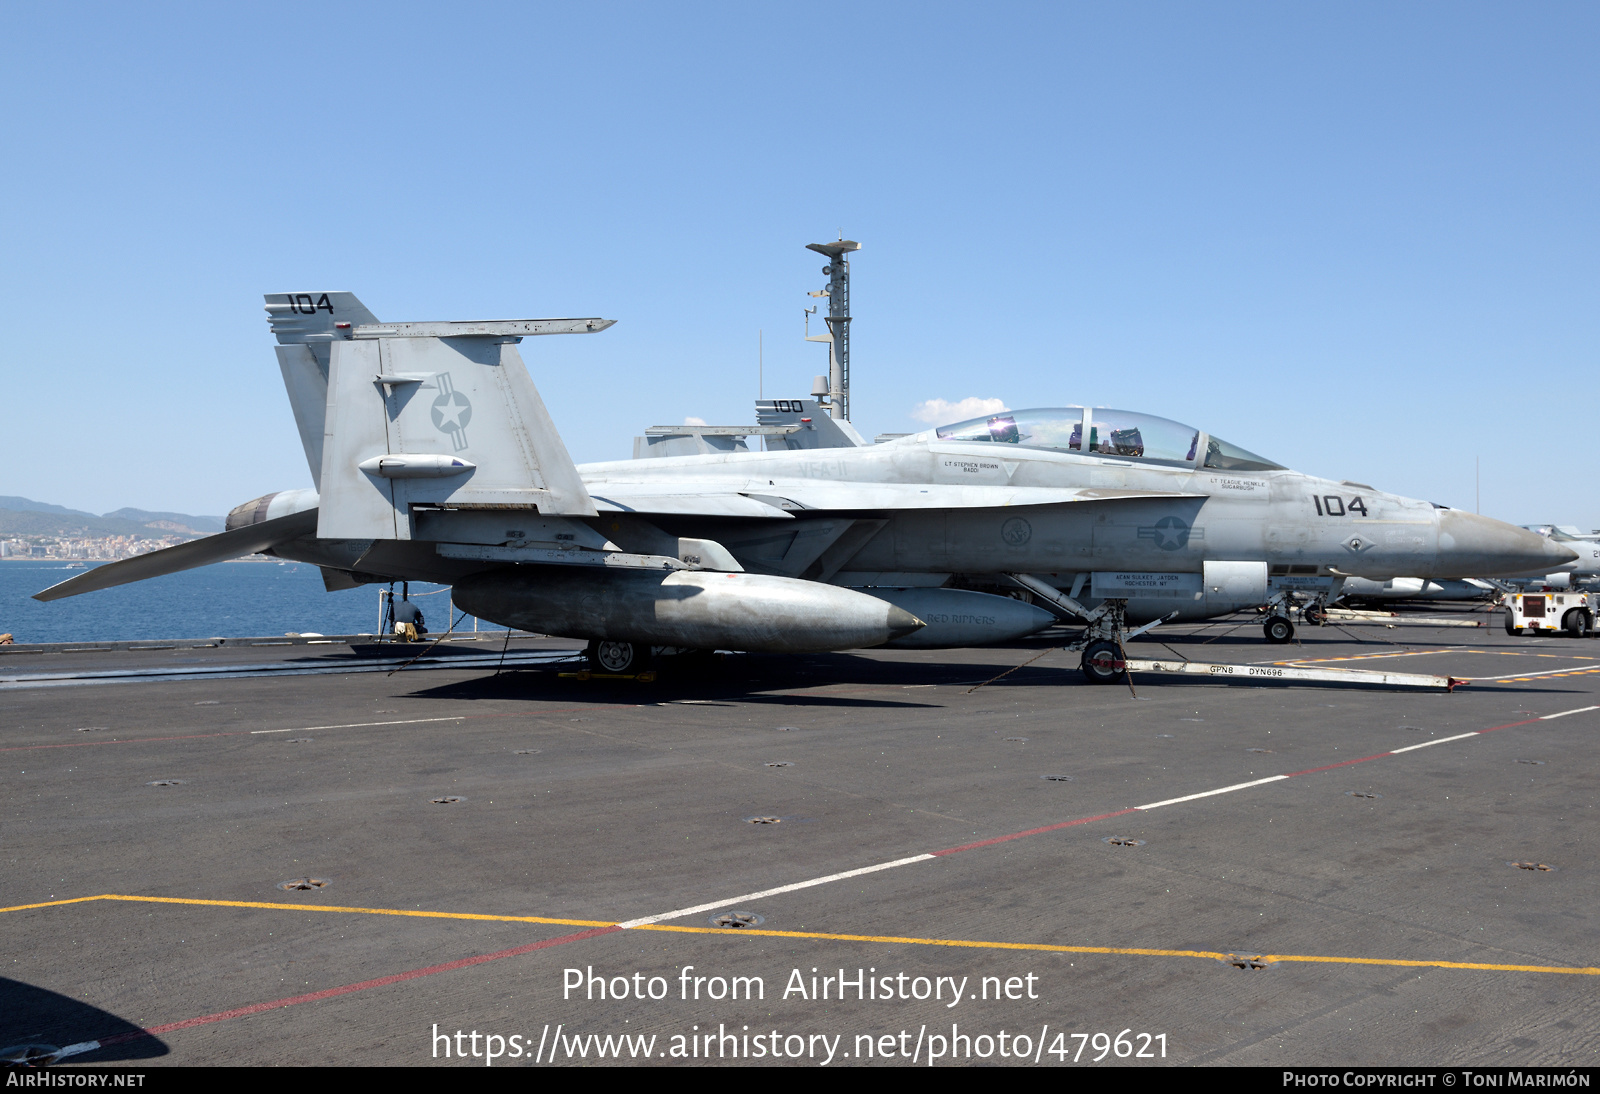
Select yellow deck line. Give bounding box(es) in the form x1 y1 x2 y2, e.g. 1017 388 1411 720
0 895 108 913
0 893 611 928
6 893 1595 977
1280 649 1455 665
632 923 1599 974
1285 648 1600 668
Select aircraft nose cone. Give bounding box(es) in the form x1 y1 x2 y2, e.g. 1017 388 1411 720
1436 512 1578 576
886 606 926 639
1546 539 1580 566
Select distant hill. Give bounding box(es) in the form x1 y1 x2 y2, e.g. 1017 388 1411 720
0 496 96 519
103 508 224 534
0 510 190 538
0 497 225 539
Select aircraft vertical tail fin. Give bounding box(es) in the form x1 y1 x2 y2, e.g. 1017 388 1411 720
265 293 384 489
265 292 381 342
756 399 866 450
309 311 613 540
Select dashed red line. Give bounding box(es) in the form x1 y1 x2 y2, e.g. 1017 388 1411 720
52 706 1600 1053
1276 717 1546 778
1280 751 1402 777
96 925 621 1047
931 809 1141 856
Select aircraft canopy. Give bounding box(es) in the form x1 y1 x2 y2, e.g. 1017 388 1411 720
934 407 1285 471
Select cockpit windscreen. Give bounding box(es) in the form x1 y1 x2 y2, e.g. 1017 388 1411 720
1201 435 1284 472
935 407 1288 471
935 408 1202 465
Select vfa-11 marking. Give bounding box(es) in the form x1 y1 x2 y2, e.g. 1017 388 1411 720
35 292 1575 685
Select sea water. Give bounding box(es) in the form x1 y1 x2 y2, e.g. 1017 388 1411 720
0 560 468 644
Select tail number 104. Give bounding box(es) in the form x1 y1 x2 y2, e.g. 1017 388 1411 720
1313 495 1368 517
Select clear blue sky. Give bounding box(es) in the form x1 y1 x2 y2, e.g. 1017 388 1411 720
2 2 1594 526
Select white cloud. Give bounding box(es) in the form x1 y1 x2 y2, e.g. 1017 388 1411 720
683 416 707 426
908 397 1008 425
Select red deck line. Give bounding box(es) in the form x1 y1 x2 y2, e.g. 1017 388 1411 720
1278 716 1543 778
97 925 621 1047
931 808 1141 856
1472 717 1544 734
57 710 1592 1052
1280 752 1397 777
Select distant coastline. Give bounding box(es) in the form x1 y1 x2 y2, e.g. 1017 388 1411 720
0 496 228 563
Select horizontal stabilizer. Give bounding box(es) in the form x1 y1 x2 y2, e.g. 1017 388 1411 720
32 509 319 601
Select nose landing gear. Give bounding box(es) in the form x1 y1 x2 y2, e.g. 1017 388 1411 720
1263 615 1295 643
1081 639 1128 684
586 639 652 674
1260 586 1337 643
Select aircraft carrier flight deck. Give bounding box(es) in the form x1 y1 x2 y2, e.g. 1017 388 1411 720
3 610 1597 1067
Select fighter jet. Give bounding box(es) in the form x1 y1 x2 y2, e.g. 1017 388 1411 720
1501 527 1600 589
35 293 1576 682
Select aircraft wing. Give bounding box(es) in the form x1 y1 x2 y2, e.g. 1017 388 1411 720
32 508 320 601
583 480 1202 516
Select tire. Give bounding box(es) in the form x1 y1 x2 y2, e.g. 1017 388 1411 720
1080 640 1126 684
586 640 650 674
1303 604 1328 626
1563 610 1588 638
1504 609 1521 636
1263 615 1295 644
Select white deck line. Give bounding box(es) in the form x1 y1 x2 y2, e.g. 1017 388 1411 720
0 651 574 690
251 717 469 734
1135 775 1289 811
617 854 937 928
620 704 1600 927
1541 705 1600 719
1388 732 1482 754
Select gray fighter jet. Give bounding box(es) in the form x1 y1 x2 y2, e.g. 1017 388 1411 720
1502 527 1600 589
36 293 1575 682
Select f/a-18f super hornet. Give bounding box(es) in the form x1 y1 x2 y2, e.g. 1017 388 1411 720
35 292 1575 682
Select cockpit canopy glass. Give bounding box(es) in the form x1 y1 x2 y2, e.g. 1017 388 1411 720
935 407 1201 464
1200 435 1284 472
1545 527 1592 543
933 407 1286 471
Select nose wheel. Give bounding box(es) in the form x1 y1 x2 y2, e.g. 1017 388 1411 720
586 640 652 674
1263 615 1295 644
1080 640 1128 684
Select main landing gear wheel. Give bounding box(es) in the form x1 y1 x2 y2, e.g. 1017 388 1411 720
586 640 651 674
1081 640 1127 684
1303 603 1328 626
1263 615 1295 644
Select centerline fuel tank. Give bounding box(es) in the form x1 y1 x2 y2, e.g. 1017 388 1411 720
451 565 925 653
